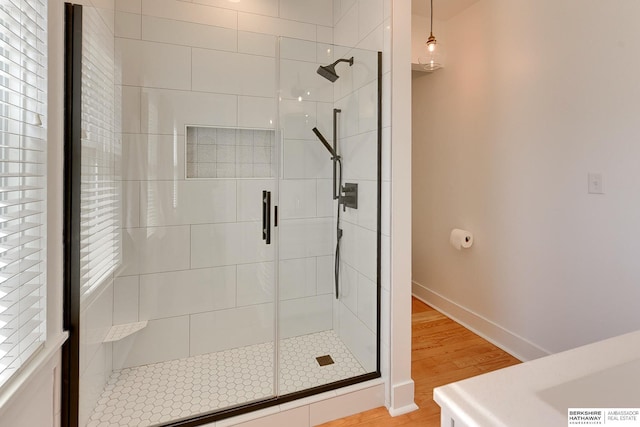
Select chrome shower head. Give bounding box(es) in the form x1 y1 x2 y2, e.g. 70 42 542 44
316 57 354 82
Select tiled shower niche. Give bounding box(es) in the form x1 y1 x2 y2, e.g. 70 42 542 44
186 126 276 179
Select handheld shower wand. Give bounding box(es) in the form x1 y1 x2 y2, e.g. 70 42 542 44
312 127 338 158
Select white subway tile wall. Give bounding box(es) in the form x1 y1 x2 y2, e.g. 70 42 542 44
112 316 191 369
138 266 237 320
78 4 120 426
113 276 139 325
189 304 275 357
81 0 391 421
326 0 386 374
113 0 346 376
79 282 114 427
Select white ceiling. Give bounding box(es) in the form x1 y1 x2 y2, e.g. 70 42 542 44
412 0 480 20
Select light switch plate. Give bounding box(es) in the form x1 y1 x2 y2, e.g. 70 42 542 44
588 172 604 194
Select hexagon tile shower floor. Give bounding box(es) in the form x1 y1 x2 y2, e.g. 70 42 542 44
87 330 365 426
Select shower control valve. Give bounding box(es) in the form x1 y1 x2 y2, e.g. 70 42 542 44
340 183 358 211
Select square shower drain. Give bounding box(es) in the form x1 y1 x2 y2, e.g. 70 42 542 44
316 355 335 366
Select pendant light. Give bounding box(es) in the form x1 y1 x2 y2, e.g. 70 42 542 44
419 0 442 71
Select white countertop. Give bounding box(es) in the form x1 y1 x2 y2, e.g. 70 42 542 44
434 330 640 427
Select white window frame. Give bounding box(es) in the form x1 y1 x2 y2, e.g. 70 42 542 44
0 0 49 392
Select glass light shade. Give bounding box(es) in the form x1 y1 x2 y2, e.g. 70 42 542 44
418 38 443 72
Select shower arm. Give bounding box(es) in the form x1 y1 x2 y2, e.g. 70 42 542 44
330 58 353 68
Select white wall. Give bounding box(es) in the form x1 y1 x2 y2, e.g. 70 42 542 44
412 0 640 358
388 0 417 416
0 354 61 427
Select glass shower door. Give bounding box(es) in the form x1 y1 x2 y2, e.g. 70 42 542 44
72 3 281 425
277 37 380 395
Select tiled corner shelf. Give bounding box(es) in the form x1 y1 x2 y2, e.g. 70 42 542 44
103 321 148 343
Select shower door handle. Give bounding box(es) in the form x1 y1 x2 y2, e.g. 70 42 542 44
262 190 271 244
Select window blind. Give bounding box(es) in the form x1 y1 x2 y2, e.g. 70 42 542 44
0 0 47 388
79 7 119 300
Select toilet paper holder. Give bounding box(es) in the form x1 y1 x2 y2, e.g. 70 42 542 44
450 229 473 250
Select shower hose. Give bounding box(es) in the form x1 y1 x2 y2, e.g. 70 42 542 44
335 157 343 299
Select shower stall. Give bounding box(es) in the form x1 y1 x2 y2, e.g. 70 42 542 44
63 1 383 426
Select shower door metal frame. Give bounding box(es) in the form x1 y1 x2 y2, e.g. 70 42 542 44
61 4 83 427
376 50 383 376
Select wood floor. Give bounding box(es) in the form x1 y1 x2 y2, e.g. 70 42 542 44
320 297 521 427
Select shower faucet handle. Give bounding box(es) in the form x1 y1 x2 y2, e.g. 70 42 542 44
340 183 358 211
262 190 271 244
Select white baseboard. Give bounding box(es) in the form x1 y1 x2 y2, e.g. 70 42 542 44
388 380 419 416
389 403 419 417
412 281 550 362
